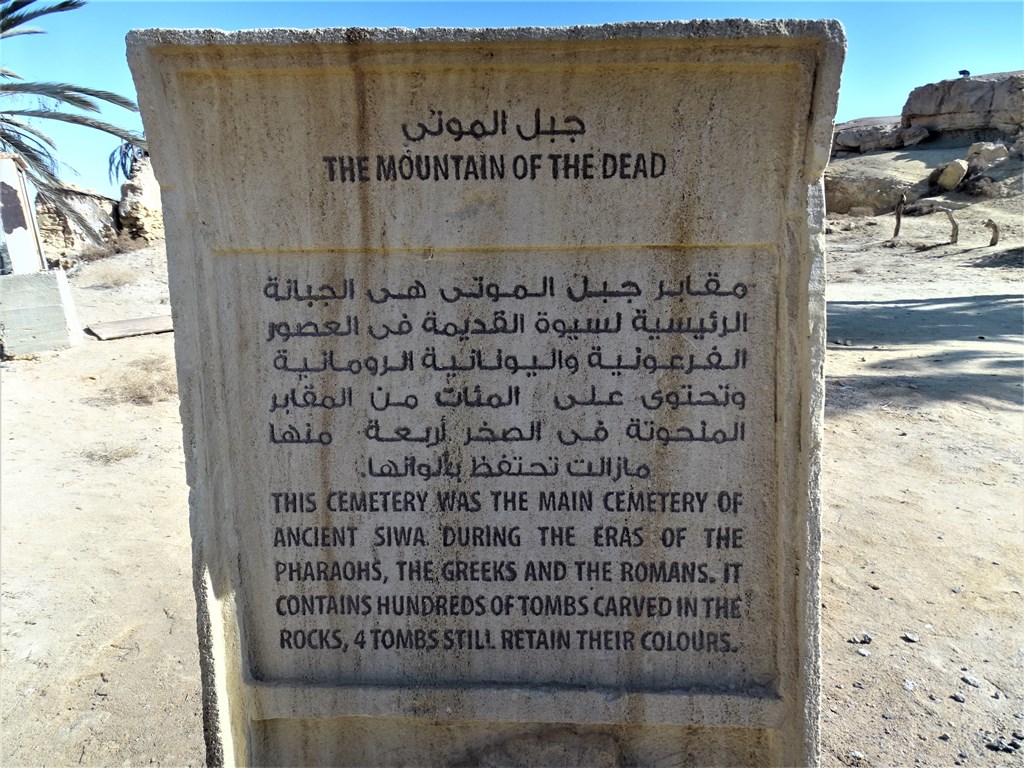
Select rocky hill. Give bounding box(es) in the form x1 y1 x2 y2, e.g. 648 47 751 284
826 71 1022 220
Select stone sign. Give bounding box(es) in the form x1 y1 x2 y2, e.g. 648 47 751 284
128 20 843 766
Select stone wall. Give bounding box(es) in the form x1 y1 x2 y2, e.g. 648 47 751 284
35 189 119 262
33 155 164 263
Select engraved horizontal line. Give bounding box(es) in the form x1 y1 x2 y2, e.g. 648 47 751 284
178 60 800 79
247 681 786 727
212 243 775 257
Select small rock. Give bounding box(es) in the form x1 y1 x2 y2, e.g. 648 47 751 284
858 648 871 657
849 633 873 645
1014 731 1024 740
853 681 865 689
903 679 916 692
937 159 969 190
986 737 1016 753
967 141 1009 169
952 693 966 703
939 734 950 741
902 633 920 643
962 675 981 688
902 126 929 147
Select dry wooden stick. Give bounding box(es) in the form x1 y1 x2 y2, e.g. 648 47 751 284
893 192 907 238
944 209 959 244
984 219 1000 246
936 207 959 244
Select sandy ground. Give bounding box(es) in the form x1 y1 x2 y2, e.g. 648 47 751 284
1 156 1021 766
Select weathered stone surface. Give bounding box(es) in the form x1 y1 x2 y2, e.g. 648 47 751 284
0 270 83 355
118 157 164 242
831 120 930 156
967 141 1010 169
824 175 927 215
901 125 930 147
902 71 1024 135
128 20 843 767
833 121 903 154
1012 133 1024 158
33 189 118 262
937 159 969 190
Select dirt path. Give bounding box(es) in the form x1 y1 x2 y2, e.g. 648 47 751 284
1 198 1021 766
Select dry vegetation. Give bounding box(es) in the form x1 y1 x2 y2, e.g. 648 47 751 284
102 353 178 404
79 442 141 464
82 261 136 288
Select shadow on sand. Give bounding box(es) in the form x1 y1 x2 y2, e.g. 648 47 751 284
825 294 1023 408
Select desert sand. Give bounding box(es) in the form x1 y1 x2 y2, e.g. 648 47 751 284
1 152 1021 766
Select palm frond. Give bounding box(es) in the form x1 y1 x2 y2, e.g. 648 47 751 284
4 109 144 145
0 0 85 35
32 181 102 242
0 26 43 38
0 132 58 175
0 0 144 243
0 125 60 180
0 81 138 112
108 140 146 183
1 114 58 149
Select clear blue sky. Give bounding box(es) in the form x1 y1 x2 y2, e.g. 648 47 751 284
3 0 1022 198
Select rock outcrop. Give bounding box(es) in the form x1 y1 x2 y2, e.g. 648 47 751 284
33 155 165 264
824 174 929 216
901 71 1024 135
826 72 1023 213
118 157 164 242
35 188 118 261
967 141 1010 169
832 118 929 155
833 72 1023 158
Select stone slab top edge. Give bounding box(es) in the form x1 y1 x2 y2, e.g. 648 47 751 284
126 18 845 179
126 18 845 49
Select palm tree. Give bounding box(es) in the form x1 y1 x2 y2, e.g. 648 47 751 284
1 0 145 236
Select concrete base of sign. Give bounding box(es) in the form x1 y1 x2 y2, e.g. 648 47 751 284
0 270 82 355
129 18 843 767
